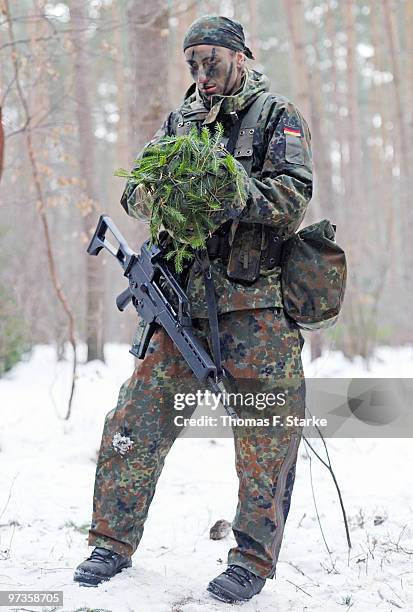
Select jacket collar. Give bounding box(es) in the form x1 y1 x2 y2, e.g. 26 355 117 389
181 69 270 125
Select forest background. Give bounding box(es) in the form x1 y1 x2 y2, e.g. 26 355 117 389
1 0 412 376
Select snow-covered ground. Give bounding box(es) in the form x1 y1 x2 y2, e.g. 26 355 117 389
0 342 412 612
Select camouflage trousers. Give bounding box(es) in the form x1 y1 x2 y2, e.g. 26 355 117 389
88 307 305 579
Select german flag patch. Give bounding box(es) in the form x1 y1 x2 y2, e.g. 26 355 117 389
284 126 301 137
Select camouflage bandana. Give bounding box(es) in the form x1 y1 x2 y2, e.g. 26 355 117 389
183 15 255 60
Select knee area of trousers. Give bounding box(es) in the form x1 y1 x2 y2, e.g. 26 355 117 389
104 407 116 424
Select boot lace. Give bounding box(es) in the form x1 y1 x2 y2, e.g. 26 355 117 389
223 565 254 587
87 548 117 564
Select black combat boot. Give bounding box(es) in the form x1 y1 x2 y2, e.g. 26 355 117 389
73 547 132 586
207 564 266 603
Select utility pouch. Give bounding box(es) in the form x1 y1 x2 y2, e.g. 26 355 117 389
226 222 263 284
281 219 347 330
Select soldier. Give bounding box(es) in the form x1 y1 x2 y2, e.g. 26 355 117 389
74 15 312 604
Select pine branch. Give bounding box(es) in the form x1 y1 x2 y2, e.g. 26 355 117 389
116 125 247 272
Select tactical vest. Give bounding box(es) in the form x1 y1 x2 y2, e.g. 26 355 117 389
175 93 347 330
175 92 271 175
175 92 281 284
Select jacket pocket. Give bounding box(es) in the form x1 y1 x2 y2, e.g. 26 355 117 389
285 133 305 165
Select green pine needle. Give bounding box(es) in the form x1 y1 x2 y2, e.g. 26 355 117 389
116 124 247 273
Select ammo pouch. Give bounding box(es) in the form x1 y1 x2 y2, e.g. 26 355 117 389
226 222 262 283
280 219 347 330
224 222 283 283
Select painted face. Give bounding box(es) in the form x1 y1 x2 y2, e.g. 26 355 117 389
184 44 245 97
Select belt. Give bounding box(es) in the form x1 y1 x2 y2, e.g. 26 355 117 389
206 226 231 263
260 226 283 271
206 223 283 270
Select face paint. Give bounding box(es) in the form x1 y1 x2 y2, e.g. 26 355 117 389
184 44 244 97
222 62 234 95
204 47 217 79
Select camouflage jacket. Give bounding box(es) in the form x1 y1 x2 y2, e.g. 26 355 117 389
121 69 313 318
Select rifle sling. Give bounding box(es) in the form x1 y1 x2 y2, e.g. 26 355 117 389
193 95 271 380
195 250 223 379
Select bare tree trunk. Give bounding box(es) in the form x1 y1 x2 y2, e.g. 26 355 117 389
127 1 170 151
370 4 395 262
248 0 260 64
282 0 321 220
4 0 78 417
378 0 407 291
308 17 334 219
343 0 363 210
113 1 131 171
407 0 413 163
70 0 105 362
282 0 310 119
325 1 345 214
168 0 196 109
405 0 413 303
341 1 372 357
382 0 408 181
0 107 4 181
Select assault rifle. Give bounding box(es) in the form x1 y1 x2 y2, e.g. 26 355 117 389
87 215 237 418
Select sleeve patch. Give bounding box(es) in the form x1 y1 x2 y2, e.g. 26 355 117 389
284 126 301 137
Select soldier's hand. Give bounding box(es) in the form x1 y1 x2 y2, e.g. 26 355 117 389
207 156 250 232
128 183 154 220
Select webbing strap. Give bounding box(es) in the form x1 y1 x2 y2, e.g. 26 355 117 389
233 92 272 175
225 114 242 155
181 94 272 385
195 250 223 379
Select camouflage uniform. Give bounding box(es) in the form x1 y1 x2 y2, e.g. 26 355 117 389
88 67 312 580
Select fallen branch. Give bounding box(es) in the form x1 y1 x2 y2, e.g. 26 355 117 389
285 561 320 586
286 579 313 597
0 474 18 523
305 443 338 575
378 588 402 609
0 523 16 560
304 427 352 550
